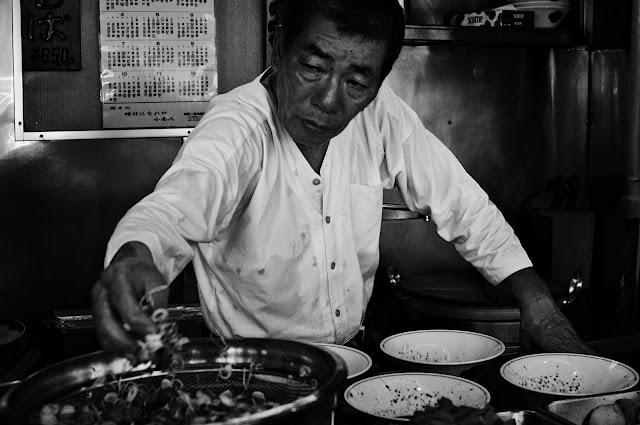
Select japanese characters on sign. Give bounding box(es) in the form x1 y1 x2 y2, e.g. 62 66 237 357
99 0 217 129
21 0 82 71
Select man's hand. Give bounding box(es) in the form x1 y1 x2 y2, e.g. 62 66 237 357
91 241 169 356
502 267 594 355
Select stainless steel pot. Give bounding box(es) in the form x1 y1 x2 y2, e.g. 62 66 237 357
383 267 584 350
0 338 347 425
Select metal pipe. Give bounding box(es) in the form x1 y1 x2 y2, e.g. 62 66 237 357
621 0 640 216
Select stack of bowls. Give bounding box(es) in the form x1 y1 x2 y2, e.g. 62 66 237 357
506 0 572 28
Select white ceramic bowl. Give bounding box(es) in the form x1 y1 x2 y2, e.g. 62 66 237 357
314 343 372 380
500 353 640 397
380 330 505 376
344 372 491 421
514 5 571 28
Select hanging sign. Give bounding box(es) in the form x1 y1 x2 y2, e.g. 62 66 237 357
21 0 82 71
99 0 217 129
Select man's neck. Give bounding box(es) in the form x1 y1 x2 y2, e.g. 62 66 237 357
297 142 329 174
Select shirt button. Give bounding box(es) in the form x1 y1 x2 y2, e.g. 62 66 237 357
325 216 331 223
335 309 341 317
312 178 321 185
330 262 336 270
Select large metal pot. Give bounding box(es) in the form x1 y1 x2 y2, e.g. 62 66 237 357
0 338 347 425
380 267 583 351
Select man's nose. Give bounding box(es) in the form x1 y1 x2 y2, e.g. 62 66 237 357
312 77 341 114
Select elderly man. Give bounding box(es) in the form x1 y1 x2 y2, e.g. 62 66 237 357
91 0 592 355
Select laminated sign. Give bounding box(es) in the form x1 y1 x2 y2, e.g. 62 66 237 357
99 0 217 129
21 0 82 71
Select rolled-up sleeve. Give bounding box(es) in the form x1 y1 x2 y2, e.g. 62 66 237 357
104 152 229 283
379 84 532 285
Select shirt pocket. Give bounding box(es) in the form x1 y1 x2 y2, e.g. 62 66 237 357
349 183 383 278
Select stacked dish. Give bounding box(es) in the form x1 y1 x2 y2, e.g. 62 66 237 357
506 0 572 28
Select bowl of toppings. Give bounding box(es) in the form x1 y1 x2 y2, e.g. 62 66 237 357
500 353 639 398
314 343 372 380
380 330 506 376
344 372 491 421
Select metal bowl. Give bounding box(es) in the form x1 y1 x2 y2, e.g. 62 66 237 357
0 338 347 425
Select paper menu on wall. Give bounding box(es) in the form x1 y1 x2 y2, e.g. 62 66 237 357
99 0 217 129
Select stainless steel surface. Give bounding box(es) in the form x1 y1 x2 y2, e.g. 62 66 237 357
497 410 574 425
621 0 640 215
382 203 430 221
0 338 347 425
404 25 579 46
541 390 640 425
386 45 589 211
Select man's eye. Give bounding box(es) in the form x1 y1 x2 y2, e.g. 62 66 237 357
302 63 322 73
347 80 368 92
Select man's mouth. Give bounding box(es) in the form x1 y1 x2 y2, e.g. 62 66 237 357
300 118 332 133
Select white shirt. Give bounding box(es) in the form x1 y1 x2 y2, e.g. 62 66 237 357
105 73 532 344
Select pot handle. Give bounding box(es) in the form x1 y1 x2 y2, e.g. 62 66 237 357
557 271 583 307
386 266 408 303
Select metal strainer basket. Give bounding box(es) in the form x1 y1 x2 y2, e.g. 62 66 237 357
0 338 347 425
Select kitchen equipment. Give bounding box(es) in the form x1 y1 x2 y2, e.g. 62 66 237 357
383 267 584 350
0 317 26 365
344 372 490 421
380 329 505 376
500 353 639 397
314 343 372 380
541 390 640 425
0 338 347 425
497 410 575 424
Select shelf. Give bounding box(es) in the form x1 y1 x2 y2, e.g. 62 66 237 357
404 25 582 47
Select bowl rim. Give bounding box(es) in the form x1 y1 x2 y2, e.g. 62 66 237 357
344 371 492 421
499 352 640 397
313 343 373 379
380 329 506 366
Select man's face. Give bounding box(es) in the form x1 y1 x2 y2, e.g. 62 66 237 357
271 16 387 147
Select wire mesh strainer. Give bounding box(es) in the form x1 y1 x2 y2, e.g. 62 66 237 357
0 338 348 425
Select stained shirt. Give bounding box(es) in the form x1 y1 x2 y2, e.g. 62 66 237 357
105 73 532 344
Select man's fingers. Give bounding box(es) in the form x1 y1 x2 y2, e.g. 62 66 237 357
102 260 159 338
91 283 138 354
109 277 157 337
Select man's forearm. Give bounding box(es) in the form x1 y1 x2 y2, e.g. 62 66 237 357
502 267 557 313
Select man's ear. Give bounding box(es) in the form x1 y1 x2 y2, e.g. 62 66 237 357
271 25 285 70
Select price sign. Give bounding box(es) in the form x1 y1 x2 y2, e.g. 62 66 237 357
21 0 82 71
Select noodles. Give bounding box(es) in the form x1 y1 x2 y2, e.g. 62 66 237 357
35 368 281 425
